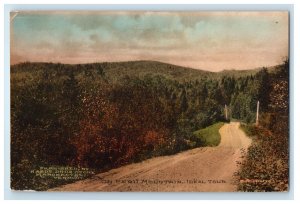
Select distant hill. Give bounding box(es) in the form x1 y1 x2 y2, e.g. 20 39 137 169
100 60 215 82
11 60 265 82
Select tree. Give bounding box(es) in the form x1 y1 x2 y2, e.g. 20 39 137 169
180 89 188 112
256 68 270 112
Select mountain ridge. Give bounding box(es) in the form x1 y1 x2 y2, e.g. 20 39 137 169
11 60 266 82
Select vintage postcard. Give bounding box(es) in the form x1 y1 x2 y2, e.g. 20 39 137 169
10 11 289 192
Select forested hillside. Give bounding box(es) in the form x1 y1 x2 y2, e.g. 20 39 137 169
10 60 288 190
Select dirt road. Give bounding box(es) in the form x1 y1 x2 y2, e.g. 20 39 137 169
49 122 251 192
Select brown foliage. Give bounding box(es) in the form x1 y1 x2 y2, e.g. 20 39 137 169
72 89 169 169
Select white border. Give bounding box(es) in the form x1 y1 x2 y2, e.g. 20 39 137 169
1 0 299 203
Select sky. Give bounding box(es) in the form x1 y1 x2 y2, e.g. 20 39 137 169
10 11 289 71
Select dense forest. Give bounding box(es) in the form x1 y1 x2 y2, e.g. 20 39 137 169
238 59 289 192
10 60 289 190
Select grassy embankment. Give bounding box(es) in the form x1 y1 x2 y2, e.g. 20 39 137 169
193 122 224 146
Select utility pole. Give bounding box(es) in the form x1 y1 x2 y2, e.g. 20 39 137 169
256 101 260 126
225 104 228 120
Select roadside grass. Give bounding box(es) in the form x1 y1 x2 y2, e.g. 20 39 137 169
193 122 224 146
237 124 289 192
240 123 258 138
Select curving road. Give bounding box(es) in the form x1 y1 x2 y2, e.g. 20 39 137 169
49 122 251 192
